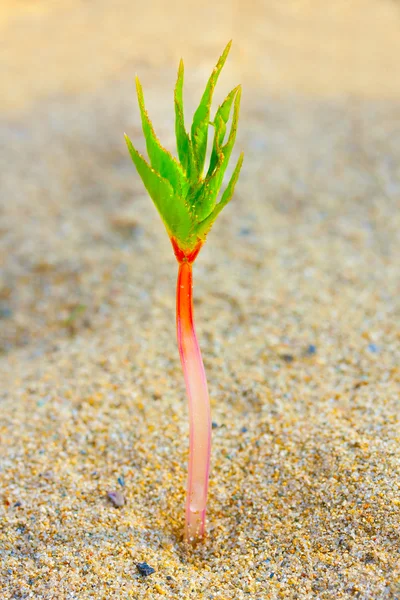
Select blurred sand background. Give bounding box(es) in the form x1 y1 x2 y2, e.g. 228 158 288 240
1 1 400 598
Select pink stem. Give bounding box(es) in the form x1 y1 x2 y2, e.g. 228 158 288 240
176 258 211 542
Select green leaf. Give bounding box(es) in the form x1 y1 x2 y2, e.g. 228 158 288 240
136 77 188 197
190 41 232 177
213 151 244 215
125 134 176 235
211 84 241 186
174 60 194 178
193 85 241 221
207 85 240 177
197 152 244 240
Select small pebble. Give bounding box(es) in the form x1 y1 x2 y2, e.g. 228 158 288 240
107 491 125 508
239 227 252 236
117 475 125 487
136 562 155 576
368 343 379 353
280 354 294 363
110 214 138 235
212 422 219 429
306 344 317 355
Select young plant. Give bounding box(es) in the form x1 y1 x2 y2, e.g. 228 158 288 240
125 41 243 542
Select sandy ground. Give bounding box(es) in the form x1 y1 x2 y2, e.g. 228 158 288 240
1 1 400 598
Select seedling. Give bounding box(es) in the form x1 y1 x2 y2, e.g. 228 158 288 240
125 42 243 542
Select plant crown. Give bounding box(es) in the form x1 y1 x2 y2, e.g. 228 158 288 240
125 41 243 252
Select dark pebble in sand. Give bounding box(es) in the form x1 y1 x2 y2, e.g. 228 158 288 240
212 422 219 429
136 562 155 576
107 491 125 507
280 354 294 363
239 227 252 236
306 344 317 355
117 475 125 487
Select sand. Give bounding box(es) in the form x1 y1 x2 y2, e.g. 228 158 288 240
1 1 399 598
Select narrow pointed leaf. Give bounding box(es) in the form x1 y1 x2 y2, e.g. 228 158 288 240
210 85 241 188
213 151 244 216
174 60 194 177
125 134 174 231
207 85 240 177
197 152 244 239
190 41 232 176
136 77 187 196
193 86 241 220
125 134 192 241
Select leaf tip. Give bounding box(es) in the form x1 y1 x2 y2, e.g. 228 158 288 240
135 75 144 98
221 40 233 62
235 84 242 102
